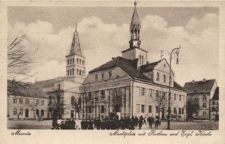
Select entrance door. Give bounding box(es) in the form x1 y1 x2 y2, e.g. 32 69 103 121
25 109 29 118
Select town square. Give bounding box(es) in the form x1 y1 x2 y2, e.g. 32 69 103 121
6 2 219 131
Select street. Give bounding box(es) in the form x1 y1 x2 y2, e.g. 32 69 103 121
8 120 218 130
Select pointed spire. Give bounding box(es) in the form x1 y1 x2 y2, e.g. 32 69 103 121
129 1 141 48
131 1 140 26
69 23 83 57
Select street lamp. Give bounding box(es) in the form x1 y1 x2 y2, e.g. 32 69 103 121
167 46 181 130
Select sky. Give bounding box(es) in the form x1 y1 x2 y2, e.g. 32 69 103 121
7 4 219 86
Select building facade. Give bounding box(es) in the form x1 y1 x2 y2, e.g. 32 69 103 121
7 80 48 119
183 79 218 120
80 3 187 121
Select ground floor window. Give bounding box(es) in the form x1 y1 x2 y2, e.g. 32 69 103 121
20 108 23 115
36 109 39 116
141 105 145 113
101 105 105 113
203 111 207 116
41 109 44 116
148 105 152 113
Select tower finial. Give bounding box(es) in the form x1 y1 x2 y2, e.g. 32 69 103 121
134 1 137 6
75 23 78 31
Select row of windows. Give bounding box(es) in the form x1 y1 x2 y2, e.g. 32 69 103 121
67 58 85 66
67 68 85 76
87 105 105 113
173 107 184 114
156 72 172 84
13 108 44 116
95 71 112 82
13 98 44 105
139 88 185 102
136 105 164 113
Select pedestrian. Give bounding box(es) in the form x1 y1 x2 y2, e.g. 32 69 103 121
88 119 94 130
154 117 159 129
138 115 143 129
71 118 76 129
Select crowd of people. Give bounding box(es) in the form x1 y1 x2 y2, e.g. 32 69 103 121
52 115 161 130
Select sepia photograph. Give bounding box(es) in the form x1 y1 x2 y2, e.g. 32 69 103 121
1 0 225 144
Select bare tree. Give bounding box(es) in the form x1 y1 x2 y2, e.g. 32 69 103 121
111 88 123 113
154 91 169 119
7 33 37 81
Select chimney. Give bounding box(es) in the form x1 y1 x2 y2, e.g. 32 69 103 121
202 78 206 82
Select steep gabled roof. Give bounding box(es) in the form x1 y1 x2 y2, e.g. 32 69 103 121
89 56 148 81
7 80 48 98
183 79 216 94
140 59 163 72
212 87 219 100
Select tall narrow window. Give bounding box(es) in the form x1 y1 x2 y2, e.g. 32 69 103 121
156 72 160 81
20 108 23 115
102 73 104 81
95 74 98 82
13 98 17 103
148 105 152 113
141 105 145 113
163 74 166 83
141 88 145 96
108 71 112 79
13 108 17 115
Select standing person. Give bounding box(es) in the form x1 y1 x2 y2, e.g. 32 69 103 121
88 119 94 130
154 117 159 129
134 116 138 127
148 117 154 129
71 118 76 129
129 118 135 130
138 115 143 129
65 118 70 129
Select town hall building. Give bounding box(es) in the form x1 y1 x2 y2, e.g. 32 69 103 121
80 2 187 120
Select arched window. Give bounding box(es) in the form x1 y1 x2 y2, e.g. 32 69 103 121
77 69 79 75
41 109 44 116
67 70 69 76
156 72 160 81
141 55 144 65
79 69 82 76
163 74 166 83
77 58 79 64
67 59 69 65
13 107 17 115
169 76 172 85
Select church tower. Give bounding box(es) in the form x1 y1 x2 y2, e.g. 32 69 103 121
122 2 148 68
66 24 86 84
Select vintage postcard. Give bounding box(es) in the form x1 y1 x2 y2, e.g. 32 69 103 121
0 0 225 144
